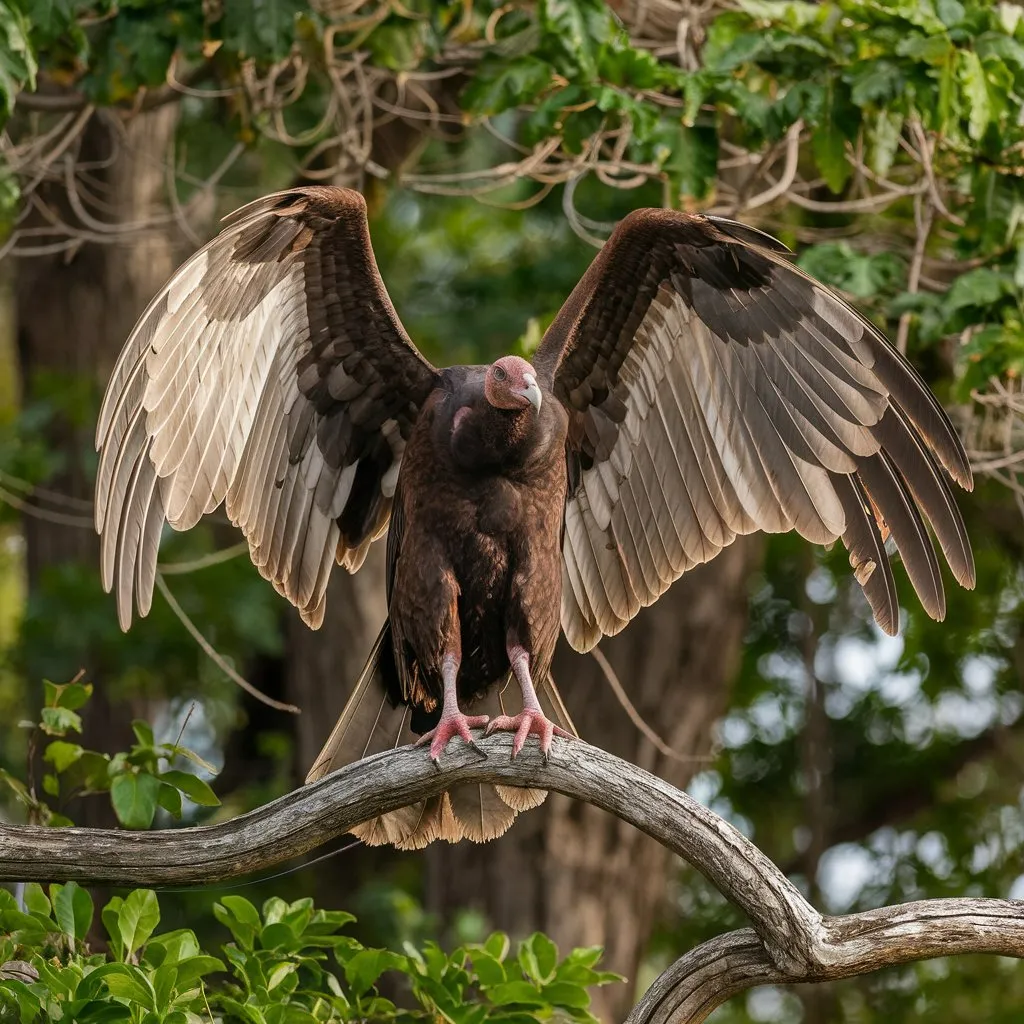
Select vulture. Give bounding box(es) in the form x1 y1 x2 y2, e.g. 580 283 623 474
95 186 975 849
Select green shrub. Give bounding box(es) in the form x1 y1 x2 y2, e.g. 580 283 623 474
0 883 621 1023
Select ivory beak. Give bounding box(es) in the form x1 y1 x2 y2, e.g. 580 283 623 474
516 373 542 412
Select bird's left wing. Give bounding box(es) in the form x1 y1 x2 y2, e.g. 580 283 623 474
95 186 437 630
534 208 974 652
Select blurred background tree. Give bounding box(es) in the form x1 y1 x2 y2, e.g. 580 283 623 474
1 0 1024 1020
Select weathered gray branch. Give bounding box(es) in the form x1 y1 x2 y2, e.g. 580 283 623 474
1 735 1021 1022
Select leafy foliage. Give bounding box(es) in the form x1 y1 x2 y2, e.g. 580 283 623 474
0 885 621 1023
0 679 219 829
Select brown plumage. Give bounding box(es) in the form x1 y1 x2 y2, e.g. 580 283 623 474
96 187 975 847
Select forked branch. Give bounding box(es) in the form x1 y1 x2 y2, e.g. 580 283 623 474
0 736 1020 1022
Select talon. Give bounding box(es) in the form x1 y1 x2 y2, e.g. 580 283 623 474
417 712 489 763
486 709 570 760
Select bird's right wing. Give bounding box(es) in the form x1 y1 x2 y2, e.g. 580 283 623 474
95 186 438 630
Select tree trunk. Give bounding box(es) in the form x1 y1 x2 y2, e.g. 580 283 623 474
424 541 758 1021
15 106 181 825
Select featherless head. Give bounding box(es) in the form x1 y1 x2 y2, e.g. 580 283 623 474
484 355 542 412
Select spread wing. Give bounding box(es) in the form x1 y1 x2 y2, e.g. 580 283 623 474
95 186 438 631
535 208 975 652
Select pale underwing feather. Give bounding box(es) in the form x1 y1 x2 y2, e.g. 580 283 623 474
95 186 436 630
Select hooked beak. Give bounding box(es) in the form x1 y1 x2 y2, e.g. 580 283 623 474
515 373 542 412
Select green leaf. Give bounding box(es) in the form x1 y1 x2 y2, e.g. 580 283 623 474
46 680 93 711
0 1 36 124
936 0 965 27
485 980 547 1006
157 782 182 818
847 60 904 106
960 51 991 142
221 0 305 61
871 110 904 177
42 772 59 797
977 34 1024 71
541 0 615 79
102 966 156 1010
103 896 125 959
462 56 554 117
110 772 161 829
45 740 84 772
259 921 297 951
40 706 83 736
145 928 200 967
131 720 155 749
896 34 953 65
528 933 558 984
517 940 541 984
51 881 93 944
0 978 42 1021
174 954 224 990
945 267 1015 312
562 946 604 970
0 768 32 806
163 745 218 775
484 932 511 961
159 770 220 807
470 950 507 987
117 889 160 959
214 895 260 950
737 0 821 27
812 79 853 194
23 883 51 921
267 961 298 991
151 962 178 1010
542 980 591 1009
344 948 405 995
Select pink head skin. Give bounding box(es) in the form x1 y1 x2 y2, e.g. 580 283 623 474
484 355 542 412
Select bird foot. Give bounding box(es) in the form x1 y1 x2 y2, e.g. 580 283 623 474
485 709 571 760
416 711 490 766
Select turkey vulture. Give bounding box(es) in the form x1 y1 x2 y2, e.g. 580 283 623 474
95 186 974 848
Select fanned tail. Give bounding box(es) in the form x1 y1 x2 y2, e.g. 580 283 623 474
305 623 578 847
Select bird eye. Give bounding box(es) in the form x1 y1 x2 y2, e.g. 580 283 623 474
492 365 507 382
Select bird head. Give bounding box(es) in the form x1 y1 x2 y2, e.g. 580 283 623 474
484 356 542 413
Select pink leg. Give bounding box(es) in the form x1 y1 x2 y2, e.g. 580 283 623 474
415 654 489 765
485 645 571 760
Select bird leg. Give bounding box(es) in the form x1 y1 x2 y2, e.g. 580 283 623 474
415 653 489 766
485 644 571 760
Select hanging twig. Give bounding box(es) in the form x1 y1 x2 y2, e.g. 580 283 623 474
155 574 300 714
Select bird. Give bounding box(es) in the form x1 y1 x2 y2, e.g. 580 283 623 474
95 185 975 848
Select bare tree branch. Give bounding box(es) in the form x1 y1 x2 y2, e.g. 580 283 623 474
1 736 1020 1023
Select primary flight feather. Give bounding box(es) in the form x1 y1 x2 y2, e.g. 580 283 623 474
96 186 974 848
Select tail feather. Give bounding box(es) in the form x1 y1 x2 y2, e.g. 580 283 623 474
492 670 577 813
395 795 456 850
305 622 579 847
305 623 412 783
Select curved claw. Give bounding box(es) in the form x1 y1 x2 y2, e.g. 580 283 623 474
416 712 490 764
485 709 571 760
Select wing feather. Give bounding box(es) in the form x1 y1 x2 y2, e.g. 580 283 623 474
96 186 437 629
538 208 974 650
